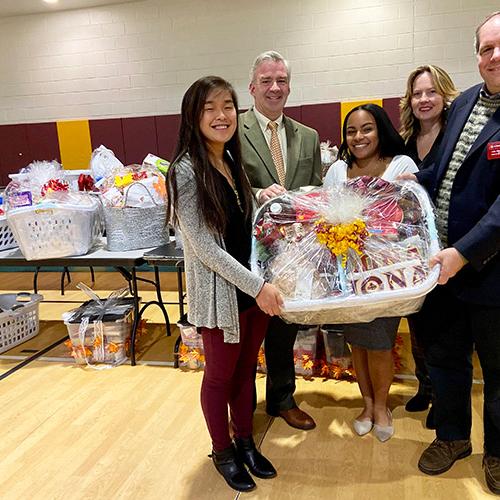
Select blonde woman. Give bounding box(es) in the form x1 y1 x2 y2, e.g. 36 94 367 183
400 65 459 169
399 65 458 424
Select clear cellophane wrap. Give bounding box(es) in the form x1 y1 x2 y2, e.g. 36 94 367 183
251 176 441 324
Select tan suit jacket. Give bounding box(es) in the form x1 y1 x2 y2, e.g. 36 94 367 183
238 108 322 192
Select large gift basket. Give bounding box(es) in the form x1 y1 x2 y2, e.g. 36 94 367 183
62 285 134 367
251 177 441 324
3 161 101 260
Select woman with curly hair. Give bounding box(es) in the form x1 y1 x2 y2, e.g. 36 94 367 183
324 103 418 442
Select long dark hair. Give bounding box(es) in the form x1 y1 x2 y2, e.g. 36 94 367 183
166 76 254 234
338 103 406 167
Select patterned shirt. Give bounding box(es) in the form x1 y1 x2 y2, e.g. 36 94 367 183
435 89 500 245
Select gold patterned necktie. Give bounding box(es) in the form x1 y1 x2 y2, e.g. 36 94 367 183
267 121 286 186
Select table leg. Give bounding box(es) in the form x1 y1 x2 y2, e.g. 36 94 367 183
33 267 40 293
176 264 185 318
173 334 182 368
130 266 140 366
153 265 171 336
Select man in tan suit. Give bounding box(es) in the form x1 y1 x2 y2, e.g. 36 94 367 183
239 50 322 430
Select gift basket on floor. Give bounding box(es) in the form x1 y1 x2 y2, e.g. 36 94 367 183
3 161 101 260
175 315 205 369
0 292 43 354
251 177 441 324
63 284 135 368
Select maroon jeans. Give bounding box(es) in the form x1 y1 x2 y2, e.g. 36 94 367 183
200 306 269 452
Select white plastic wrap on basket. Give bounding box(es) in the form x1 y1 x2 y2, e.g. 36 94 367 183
251 176 441 324
62 284 133 369
0 216 17 251
103 182 168 251
177 320 202 348
0 293 43 354
5 192 102 260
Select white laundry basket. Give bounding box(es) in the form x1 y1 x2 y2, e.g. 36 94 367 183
0 293 43 354
7 200 100 260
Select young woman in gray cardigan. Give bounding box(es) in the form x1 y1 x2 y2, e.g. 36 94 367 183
166 76 283 493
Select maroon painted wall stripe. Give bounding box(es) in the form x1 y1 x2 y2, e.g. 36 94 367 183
89 118 125 163
0 98 407 185
121 116 158 165
155 114 180 162
383 97 402 131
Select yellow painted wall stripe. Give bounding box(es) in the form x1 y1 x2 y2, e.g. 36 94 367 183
340 99 384 130
56 120 92 170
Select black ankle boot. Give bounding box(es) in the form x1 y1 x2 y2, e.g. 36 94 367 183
405 393 431 412
234 436 277 479
211 445 256 492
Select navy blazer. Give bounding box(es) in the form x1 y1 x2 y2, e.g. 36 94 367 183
416 84 500 306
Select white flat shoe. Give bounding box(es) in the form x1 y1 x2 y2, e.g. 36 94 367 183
373 409 394 442
353 418 373 436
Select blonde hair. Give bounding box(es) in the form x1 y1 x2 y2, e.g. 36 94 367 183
399 65 459 142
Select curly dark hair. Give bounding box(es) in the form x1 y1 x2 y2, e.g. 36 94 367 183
338 103 406 168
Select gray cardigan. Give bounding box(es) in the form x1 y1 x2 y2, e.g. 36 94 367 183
173 155 265 343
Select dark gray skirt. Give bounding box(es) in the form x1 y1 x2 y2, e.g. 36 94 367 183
343 317 401 351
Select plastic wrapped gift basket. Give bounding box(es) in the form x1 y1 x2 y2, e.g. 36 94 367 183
62 285 134 367
97 164 169 251
4 161 102 260
251 176 441 324
0 292 43 354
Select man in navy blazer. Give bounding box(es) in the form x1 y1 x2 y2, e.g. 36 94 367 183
239 51 322 431
404 11 500 494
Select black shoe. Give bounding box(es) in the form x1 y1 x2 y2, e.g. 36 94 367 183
405 393 431 412
425 406 436 430
211 445 256 492
234 436 277 479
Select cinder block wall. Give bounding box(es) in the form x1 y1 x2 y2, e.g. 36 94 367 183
0 0 492 124
0 0 495 183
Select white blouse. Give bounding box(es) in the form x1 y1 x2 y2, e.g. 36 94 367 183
323 155 418 187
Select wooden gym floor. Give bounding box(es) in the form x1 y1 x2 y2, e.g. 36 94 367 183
0 270 492 499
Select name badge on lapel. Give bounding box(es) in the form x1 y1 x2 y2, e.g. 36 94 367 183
487 141 500 160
